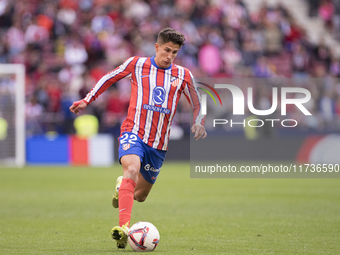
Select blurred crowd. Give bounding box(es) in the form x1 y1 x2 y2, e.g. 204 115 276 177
0 0 340 136
307 0 340 40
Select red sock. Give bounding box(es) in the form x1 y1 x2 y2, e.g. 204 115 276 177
118 178 136 228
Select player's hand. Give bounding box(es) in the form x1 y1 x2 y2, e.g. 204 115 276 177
191 123 207 140
69 99 88 115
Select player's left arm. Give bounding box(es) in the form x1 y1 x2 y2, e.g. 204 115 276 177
183 71 207 140
191 123 207 140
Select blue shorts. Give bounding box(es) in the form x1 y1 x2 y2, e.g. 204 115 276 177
118 132 167 184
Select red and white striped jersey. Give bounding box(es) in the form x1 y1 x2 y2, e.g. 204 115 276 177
84 56 205 150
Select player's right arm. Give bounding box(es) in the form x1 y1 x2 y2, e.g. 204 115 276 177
69 56 137 115
69 99 87 115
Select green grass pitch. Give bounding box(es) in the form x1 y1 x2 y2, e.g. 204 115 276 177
0 162 339 254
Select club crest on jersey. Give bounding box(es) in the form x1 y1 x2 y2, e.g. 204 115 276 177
122 143 130 150
170 76 181 87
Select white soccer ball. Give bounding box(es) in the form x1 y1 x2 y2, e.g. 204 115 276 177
128 221 160 252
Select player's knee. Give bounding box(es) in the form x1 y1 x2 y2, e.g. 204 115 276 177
124 165 139 179
134 191 148 202
135 196 147 202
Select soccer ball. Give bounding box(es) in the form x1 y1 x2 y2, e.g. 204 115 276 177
128 221 160 252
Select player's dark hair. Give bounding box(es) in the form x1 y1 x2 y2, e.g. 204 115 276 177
157 28 185 47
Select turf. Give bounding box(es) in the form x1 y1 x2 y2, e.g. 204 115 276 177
0 163 339 254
